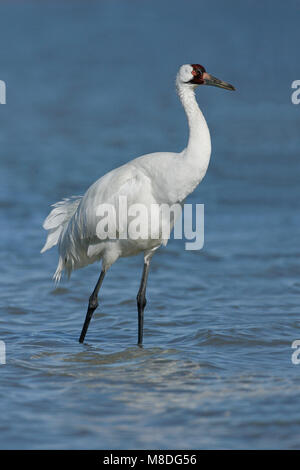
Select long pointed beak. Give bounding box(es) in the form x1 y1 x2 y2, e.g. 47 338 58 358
203 72 235 91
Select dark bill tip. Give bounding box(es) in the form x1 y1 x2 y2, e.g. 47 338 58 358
203 73 236 91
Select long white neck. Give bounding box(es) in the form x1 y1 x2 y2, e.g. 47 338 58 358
176 80 211 168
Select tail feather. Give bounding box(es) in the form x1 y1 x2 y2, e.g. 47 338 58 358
40 225 63 253
41 196 82 281
53 256 64 284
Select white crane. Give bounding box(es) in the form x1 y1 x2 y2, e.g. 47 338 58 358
41 64 235 345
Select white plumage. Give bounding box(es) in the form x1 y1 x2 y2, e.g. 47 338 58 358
41 63 234 344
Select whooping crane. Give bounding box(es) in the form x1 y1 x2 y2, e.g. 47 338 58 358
41 64 235 345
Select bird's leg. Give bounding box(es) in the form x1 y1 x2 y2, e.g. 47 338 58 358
137 258 151 346
79 270 106 343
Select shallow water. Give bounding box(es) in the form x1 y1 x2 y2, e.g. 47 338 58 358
1 0 300 449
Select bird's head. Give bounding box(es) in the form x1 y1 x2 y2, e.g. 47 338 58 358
177 64 235 91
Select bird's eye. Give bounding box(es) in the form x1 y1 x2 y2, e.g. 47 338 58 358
194 68 202 77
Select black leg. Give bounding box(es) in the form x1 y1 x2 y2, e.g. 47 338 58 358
137 259 151 346
79 270 105 343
